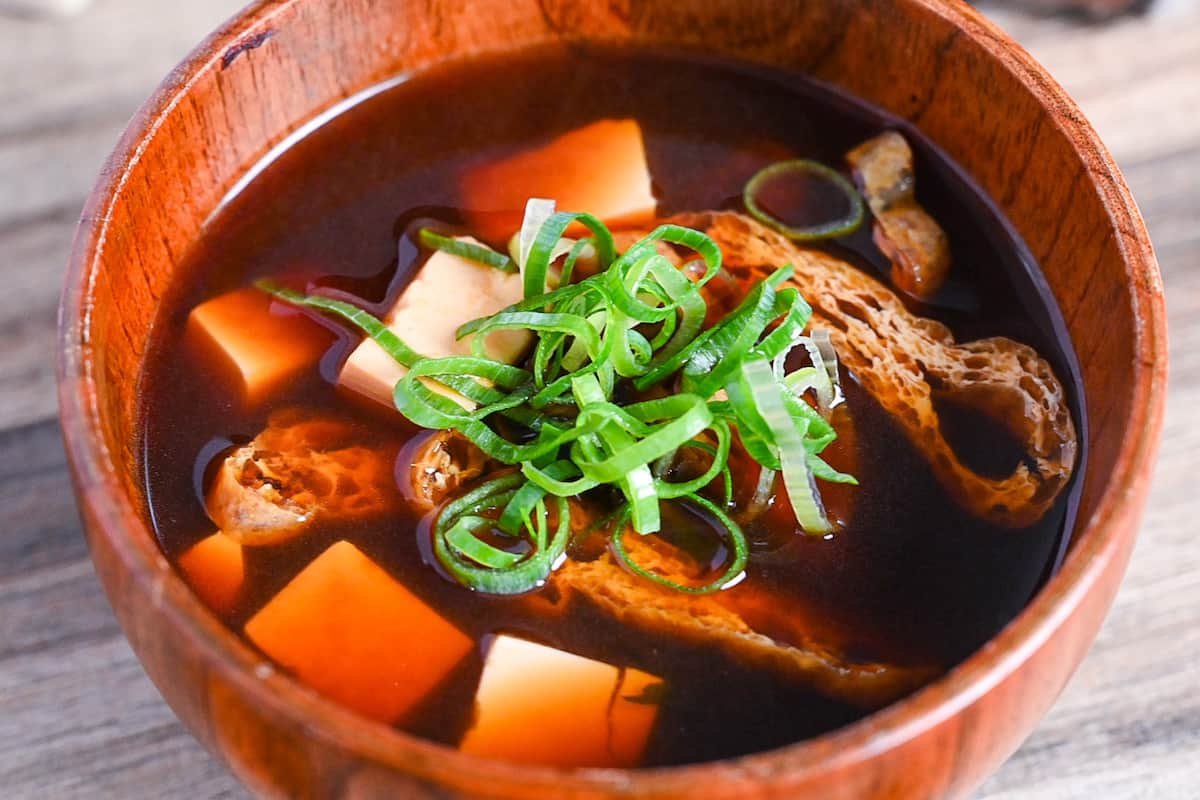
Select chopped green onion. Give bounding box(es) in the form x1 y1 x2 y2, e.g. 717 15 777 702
653 420 732 501
522 209 615 299
433 473 570 595
610 493 748 594
781 332 843 417
744 159 865 241
445 518 525 568
260 199 858 594
571 373 660 534
730 358 831 534
418 228 516 272
747 467 778 520
517 198 557 272
255 280 521 413
812 329 845 410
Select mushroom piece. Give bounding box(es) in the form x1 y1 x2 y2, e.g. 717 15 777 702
846 131 951 301
206 408 395 546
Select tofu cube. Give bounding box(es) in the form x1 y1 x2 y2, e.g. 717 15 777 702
461 119 657 242
186 287 329 404
244 541 473 724
459 635 663 767
177 532 244 616
338 240 528 410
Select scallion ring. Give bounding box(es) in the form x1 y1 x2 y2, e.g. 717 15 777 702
418 228 516 272
610 493 748 595
743 159 865 241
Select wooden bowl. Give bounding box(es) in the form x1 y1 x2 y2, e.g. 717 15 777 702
57 0 1166 797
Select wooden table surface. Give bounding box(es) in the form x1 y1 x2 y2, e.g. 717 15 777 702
1 1 1196 797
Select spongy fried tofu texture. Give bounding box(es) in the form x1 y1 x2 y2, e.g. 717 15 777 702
547 533 936 710
245 541 473 724
459 635 662 767
659 210 1077 528
205 408 395 546
338 240 529 410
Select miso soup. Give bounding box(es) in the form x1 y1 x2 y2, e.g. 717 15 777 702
140 45 1084 768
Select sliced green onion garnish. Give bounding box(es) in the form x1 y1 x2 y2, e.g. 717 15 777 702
445 517 525 568
730 358 832 534
418 228 516 272
517 198 557 273
261 199 858 594
743 159 865 241
255 280 519 412
522 209 615 299
610 493 748 594
571 373 660 534
746 467 778 520
811 329 845 410
433 473 570 595
781 332 843 417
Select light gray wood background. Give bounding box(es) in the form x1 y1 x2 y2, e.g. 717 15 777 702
1 1 1196 797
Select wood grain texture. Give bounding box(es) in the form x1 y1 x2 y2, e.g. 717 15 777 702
0 0 1191 798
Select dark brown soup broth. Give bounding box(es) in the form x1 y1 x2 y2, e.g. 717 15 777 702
140 45 1085 766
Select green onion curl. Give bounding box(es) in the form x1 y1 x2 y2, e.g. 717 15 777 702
609 493 748 594
417 228 516 272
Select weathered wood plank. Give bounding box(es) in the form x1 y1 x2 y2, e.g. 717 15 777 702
0 420 88 579
0 0 248 432
0 219 67 431
0 0 245 145
0 636 243 799
1124 147 1200 264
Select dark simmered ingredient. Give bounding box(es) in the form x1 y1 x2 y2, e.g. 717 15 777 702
847 131 951 300
205 408 395 545
404 429 497 512
664 211 1077 527
545 532 937 709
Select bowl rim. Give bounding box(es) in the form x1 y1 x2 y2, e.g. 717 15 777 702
57 0 1167 793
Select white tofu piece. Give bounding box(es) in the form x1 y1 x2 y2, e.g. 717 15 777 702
177 532 244 615
186 287 329 404
459 635 663 767
338 239 529 410
461 119 658 242
244 541 474 724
